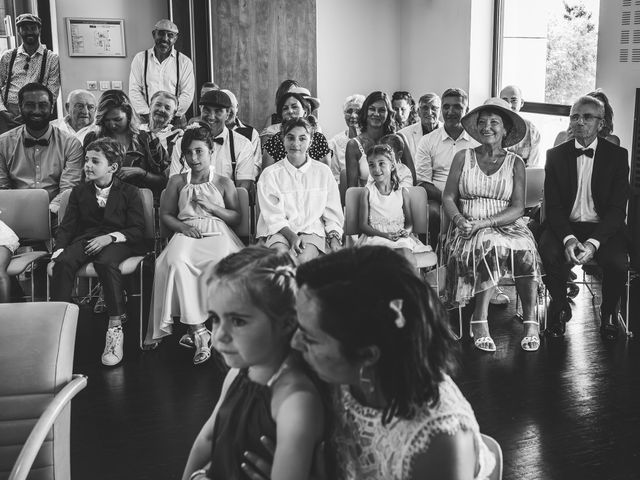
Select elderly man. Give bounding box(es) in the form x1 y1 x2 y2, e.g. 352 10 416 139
328 94 364 181
398 92 442 159
169 90 256 192
415 88 478 246
129 19 195 126
0 14 60 133
0 83 83 213
500 85 542 167
139 90 182 156
541 96 629 341
51 89 96 136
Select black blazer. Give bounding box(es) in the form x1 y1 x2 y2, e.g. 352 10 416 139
544 139 629 245
55 177 145 250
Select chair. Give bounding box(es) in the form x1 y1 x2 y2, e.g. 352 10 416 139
481 433 503 480
46 188 156 349
0 302 87 480
524 167 545 209
343 186 437 268
0 189 51 301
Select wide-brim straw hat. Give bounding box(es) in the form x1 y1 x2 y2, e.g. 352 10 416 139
461 97 527 148
289 86 321 111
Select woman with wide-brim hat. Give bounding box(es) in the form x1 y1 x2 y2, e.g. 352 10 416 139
442 98 544 353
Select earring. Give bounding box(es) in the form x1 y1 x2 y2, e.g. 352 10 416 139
359 365 375 396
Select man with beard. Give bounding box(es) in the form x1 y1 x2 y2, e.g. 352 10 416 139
398 92 442 160
0 14 60 133
415 88 479 246
129 19 195 128
168 90 255 194
140 90 182 156
0 83 83 214
50 89 96 137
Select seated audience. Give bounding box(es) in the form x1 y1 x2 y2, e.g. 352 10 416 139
257 118 343 263
0 219 19 303
261 90 331 170
443 102 543 352
398 92 442 159
499 85 542 167
261 78 298 138
554 89 621 147
51 89 96 136
356 144 431 265
83 89 169 198
51 138 145 366
140 90 183 157
378 134 414 187
188 82 220 124
416 87 478 247
169 90 256 193
329 93 365 181
345 91 415 188
391 90 418 130
541 95 629 341
220 88 261 178
182 247 326 480
0 83 83 213
145 123 243 363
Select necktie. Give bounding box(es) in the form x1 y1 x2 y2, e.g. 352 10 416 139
213 137 224 145
575 148 594 158
24 138 49 147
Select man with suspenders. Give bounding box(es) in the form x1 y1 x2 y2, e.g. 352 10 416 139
0 14 60 134
129 19 195 128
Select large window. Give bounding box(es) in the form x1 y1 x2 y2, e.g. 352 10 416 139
494 0 600 153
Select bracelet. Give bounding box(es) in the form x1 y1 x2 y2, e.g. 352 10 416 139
189 469 208 480
327 230 342 244
452 213 463 226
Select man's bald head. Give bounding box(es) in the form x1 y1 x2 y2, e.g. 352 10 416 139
500 85 524 112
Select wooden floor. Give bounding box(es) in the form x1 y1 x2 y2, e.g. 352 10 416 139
69 276 640 480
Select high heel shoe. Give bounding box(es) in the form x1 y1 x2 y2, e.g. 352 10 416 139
469 317 496 352
521 321 540 351
193 328 212 365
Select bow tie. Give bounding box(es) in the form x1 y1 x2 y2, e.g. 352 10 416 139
574 148 594 158
213 137 224 145
24 138 49 148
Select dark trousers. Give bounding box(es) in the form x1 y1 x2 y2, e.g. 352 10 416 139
539 222 628 316
51 241 133 316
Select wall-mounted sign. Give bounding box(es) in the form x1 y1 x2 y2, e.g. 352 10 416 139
66 18 126 57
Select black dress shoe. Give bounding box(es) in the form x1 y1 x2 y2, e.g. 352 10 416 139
567 281 580 299
599 313 619 341
546 301 572 338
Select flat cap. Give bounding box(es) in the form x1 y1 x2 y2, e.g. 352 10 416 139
200 90 231 108
16 14 41 27
153 19 178 33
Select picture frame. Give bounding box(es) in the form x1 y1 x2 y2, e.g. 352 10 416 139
65 18 126 57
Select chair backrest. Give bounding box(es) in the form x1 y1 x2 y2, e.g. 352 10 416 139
525 168 545 209
406 186 428 235
481 433 503 480
0 189 50 241
0 302 79 480
344 187 365 236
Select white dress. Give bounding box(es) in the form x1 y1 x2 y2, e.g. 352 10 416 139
356 183 431 253
147 167 243 341
333 374 496 480
0 220 19 253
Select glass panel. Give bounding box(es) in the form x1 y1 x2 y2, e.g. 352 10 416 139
519 111 570 158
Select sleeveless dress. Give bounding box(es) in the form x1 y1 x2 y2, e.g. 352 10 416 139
333 374 496 480
0 220 19 253
444 149 543 307
356 183 431 253
146 167 243 341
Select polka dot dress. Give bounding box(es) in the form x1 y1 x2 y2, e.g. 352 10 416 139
264 131 332 162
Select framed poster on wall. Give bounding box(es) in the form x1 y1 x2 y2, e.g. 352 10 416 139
65 18 126 57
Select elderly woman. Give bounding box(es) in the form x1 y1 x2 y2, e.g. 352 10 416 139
391 91 419 130
83 89 169 198
328 94 365 181
442 99 543 352
261 90 331 170
345 91 416 188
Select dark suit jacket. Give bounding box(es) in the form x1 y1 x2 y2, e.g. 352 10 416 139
544 139 629 246
55 177 145 250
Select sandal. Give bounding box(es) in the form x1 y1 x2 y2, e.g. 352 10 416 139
178 332 195 349
521 321 540 352
469 318 496 352
193 328 212 365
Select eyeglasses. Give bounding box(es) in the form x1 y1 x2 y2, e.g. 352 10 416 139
569 114 602 122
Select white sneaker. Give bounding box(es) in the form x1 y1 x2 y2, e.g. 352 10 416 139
102 326 124 366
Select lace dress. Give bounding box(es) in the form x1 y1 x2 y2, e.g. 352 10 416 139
444 149 543 307
356 183 431 253
146 167 243 341
333 374 495 480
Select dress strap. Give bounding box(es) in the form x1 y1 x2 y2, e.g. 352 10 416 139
266 359 291 388
208 165 215 182
354 137 365 156
185 168 192 184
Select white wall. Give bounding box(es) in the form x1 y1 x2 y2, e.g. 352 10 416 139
50 0 168 105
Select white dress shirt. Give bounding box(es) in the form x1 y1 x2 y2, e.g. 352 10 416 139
329 130 349 181
398 121 442 160
169 127 256 181
128 47 195 117
415 127 479 192
256 157 344 238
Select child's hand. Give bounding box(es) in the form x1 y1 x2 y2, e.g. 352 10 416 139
286 232 303 254
192 196 215 215
398 229 409 238
180 225 202 238
118 166 145 179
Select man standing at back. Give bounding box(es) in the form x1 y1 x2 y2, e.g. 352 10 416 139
129 19 195 128
0 14 60 133
500 85 542 167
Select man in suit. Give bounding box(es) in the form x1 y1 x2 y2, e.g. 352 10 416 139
51 138 145 366
398 92 442 159
540 95 629 341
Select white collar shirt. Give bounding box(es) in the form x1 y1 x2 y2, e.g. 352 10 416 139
570 138 599 224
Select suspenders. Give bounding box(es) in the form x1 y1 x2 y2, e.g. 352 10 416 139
3 48 48 105
143 49 180 104
228 128 237 181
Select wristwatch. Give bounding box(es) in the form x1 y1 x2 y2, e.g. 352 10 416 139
327 230 342 245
